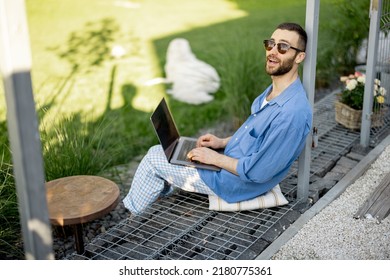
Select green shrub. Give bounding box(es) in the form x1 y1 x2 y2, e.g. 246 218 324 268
316 0 370 86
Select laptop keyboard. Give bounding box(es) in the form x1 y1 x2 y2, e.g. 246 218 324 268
177 139 197 161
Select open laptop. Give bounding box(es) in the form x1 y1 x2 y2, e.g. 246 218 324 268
150 97 221 171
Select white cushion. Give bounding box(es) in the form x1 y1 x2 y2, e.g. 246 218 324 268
208 184 288 212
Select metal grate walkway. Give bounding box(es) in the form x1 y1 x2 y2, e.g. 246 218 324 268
68 91 389 260
74 192 299 260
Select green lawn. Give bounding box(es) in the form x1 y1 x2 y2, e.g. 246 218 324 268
1 0 342 167
0 0 314 164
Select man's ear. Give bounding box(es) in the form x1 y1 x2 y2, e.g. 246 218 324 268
295 52 306 64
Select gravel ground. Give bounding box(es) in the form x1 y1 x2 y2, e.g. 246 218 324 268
272 143 390 260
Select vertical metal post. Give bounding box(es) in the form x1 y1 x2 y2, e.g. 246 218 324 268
0 0 53 259
361 0 382 147
297 0 320 201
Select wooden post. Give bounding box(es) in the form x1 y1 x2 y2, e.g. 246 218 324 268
0 0 53 259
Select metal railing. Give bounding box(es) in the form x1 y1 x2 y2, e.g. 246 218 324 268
361 0 390 146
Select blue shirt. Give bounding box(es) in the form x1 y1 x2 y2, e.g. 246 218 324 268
198 78 312 203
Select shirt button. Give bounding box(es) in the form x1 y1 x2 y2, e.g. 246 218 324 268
254 114 257 117
235 138 238 141
245 125 248 129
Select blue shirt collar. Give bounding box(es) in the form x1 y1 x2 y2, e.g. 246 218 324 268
256 77 303 112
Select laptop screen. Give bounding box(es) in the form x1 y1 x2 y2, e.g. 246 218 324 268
150 98 180 160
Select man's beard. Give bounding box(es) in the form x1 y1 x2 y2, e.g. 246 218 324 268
265 54 297 76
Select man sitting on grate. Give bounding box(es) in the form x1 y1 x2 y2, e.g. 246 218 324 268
123 22 312 215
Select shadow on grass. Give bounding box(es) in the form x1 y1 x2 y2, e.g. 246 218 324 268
40 82 155 181
49 17 120 74
39 18 154 170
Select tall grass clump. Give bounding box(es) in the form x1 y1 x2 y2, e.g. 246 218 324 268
0 151 24 259
41 114 114 181
214 34 266 128
0 112 119 259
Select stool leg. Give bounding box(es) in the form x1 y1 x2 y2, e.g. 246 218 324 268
73 224 85 254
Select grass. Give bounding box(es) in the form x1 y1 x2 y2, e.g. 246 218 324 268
0 0 362 259
0 152 23 259
40 113 114 181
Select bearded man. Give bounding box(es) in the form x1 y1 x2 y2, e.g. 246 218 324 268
123 22 312 215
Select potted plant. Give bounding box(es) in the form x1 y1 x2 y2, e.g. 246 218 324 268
335 71 387 130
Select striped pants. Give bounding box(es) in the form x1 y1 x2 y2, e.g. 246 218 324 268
122 145 217 215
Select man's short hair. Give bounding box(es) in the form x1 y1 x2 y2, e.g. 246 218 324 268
276 22 307 52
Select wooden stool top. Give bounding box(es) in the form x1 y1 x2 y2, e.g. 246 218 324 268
46 175 120 226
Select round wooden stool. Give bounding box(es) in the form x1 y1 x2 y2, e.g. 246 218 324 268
46 175 120 254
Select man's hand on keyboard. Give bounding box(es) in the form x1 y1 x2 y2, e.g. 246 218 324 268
196 133 231 149
187 147 219 165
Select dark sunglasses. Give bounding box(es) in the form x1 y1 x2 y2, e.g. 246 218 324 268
263 39 304 54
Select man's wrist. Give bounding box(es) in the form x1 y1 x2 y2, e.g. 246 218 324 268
215 153 238 175
222 137 230 148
